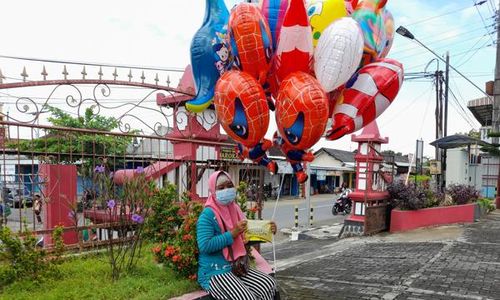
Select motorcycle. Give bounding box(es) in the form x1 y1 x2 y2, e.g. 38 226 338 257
332 188 352 215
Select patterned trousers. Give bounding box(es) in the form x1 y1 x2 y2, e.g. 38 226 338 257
209 268 276 300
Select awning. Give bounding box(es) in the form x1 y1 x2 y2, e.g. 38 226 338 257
430 134 488 150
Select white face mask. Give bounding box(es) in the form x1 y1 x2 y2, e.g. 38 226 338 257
215 188 237 205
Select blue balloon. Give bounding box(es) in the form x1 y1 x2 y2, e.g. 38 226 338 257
187 0 232 113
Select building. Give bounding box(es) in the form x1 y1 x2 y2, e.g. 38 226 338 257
311 148 356 193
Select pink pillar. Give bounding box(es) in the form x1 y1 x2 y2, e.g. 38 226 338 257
39 164 78 246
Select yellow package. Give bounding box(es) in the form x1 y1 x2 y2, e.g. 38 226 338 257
245 220 273 243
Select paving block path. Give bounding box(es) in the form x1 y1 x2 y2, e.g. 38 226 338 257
265 211 500 300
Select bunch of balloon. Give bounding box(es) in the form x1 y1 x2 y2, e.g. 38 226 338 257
322 0 404 140
185 0 404 184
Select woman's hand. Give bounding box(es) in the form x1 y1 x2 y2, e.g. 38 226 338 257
270 221 277 235
231 220 248 239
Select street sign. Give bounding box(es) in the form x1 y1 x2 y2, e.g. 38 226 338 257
429 160 441 175
220 147 239 161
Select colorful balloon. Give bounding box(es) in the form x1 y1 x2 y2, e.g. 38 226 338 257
186 0 231 113
314 17 364 92
352 0 389 66
228 3 273 85
259 0 289 51
268 0 314 96
344 0 359 15
307 0 348 46
275 72 329 183
380 9 394 58
325 58 403 141
214 70 277 174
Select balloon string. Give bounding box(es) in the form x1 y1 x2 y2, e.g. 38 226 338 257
271 173 284 273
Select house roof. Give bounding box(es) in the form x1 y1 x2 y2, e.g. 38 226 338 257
383 154 410 165
268 146 285 158
430 134 488 149
316 148 356 163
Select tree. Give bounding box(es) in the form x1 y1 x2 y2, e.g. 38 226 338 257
456 129 480 139
382 150 403 156
11 106 132 164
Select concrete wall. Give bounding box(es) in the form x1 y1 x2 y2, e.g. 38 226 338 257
311 152 344 168
446 148 469 185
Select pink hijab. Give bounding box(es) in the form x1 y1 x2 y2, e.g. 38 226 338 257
205 171 247 261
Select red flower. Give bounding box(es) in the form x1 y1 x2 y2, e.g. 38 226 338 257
172 255 181 262
152 245 161 254
164 246 176 257
189 274 197 281
182 234 193 241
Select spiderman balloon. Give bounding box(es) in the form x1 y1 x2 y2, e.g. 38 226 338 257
275 72 329 183
228 3 274 86
214 70 277 174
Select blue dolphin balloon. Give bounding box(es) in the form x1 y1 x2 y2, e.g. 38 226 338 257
186 0 231 113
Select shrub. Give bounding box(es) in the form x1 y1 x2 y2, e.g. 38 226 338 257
387 182 426 210
0 225 58 286
143 183 183 243
446 184 479 205
236 181 258 220
477 198 496 212
154 193 202 280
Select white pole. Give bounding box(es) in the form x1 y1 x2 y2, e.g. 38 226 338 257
305 164 311 229
405 153 415 185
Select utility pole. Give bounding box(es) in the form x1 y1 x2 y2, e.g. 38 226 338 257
494 0 500 207
494 1 500 145
435 69 442 190
442 52 450 190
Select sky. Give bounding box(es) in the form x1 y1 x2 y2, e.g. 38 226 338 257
0 0 498 158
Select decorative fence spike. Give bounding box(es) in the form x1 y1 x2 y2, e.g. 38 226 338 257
113 67 118 80
166 75 171 87
62 65 69 80
98 66 103 80
81 66 87 80
0 68 5 84
154 73 159 85
140 71 145 84
21 66 29 82
41 65 48 80
128 69 133 82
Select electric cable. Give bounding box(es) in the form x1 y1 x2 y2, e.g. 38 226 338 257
473 0 496 44
0 54 185 73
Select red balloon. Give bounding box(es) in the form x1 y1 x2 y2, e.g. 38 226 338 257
276 72 329 150
268 0 313 97
229 4 273 86
326 58 403 140
214 70 269 148
275 71 329 183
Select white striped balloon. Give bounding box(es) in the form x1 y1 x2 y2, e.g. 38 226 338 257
313 17 364 92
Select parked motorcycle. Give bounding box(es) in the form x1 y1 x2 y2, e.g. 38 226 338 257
332 188 352 215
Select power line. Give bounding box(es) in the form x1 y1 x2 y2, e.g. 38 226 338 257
473 0 496 44
404 4 476 27
448 84 477 128
0 54 185 73
393 23 494 55
393 32 495 61
379 83 434 129
405 44 494 71
455 38 492 67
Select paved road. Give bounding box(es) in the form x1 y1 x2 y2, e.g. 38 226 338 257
260 194 347 229
264 211 500 300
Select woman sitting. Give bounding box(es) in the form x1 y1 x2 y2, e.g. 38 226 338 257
197 171 277 300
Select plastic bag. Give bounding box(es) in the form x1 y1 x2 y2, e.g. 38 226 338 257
245 220 273 243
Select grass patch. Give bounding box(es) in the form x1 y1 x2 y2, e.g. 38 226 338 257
0 245 199 300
